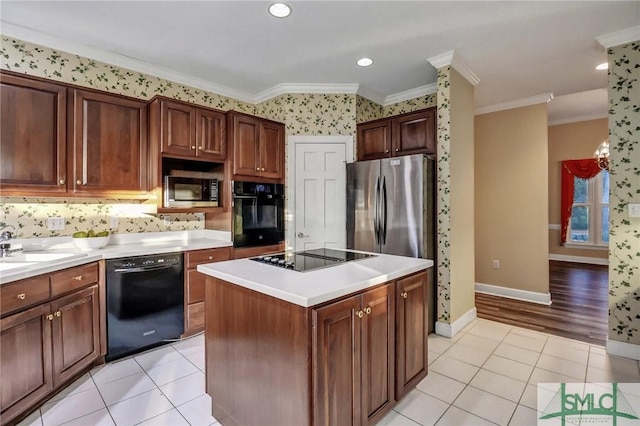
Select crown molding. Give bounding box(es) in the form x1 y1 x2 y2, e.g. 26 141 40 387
254 83 360 103
474 92 554 116
0 22 257 104
548 111 608 126
596 25 640 48
426 50 480 86
382 83 437 106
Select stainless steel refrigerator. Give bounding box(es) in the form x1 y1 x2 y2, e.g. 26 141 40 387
346 154 436 331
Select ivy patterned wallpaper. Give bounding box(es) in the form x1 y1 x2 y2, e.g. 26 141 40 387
607 41 640 345
435 67 452 324
0 198 204 238
0 37 255 113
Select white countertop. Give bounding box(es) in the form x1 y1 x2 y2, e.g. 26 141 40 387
0 230 232 285
197 250 433 307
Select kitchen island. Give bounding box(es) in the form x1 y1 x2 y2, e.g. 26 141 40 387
197 249 433 426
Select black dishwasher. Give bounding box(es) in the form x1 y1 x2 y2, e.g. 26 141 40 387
106 252 184 361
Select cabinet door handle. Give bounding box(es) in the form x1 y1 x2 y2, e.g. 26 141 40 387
256 167 260 171
191 145 196 150
355 310 364 318
17 293 26 300
401 291 408 299
208 256 214 260
385 149 390 153
395 148 399 152
72 275 84 281
55 311 61 317
198 146 203 151
76 180 82 185
261 168 265 171
364 306 372 315
45 314 54 321
59 179 65 185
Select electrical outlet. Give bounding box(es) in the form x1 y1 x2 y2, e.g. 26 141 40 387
46 217 65 231
628 203 640 218
194 213 205 221
161 215 172 227
492 260 500 270
110 216 119 229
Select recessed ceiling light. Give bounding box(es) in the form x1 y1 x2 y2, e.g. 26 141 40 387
269 3 291 18
596 62 608 70
357 57 373 67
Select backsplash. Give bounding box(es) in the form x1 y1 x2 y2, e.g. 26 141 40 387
0 198 204 238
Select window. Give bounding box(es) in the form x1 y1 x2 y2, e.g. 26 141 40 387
568 170 609 245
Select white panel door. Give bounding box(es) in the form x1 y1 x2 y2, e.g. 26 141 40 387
294 143 347 251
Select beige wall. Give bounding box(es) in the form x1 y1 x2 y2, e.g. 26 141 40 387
548 119 608 260
448 69 476 321
475 104 549 294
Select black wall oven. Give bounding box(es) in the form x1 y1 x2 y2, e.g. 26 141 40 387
233 181 285 248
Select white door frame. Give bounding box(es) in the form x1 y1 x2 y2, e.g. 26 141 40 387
286 135 355 251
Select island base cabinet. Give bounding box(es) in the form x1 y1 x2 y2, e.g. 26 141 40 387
313 283 395 426
205 278 311 426
204 270 427 426
395 271 428 399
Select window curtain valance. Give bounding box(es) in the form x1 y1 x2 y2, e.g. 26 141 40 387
560 159 601 245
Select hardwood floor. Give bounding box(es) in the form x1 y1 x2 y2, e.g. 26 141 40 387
476 261 609 345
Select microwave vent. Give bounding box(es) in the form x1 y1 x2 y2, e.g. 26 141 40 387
169 170 219 179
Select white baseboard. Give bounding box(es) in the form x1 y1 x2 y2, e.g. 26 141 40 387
606 338 640 361
435 307 477 338
475 282 552 306
549 254 609 265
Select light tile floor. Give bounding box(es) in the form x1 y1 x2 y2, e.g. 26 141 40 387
17 319 640 426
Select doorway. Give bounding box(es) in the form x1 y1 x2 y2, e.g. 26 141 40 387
286 136 354 251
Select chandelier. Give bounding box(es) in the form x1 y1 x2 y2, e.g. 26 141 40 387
594 139 609 171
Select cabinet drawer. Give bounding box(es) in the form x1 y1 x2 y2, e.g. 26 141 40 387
0 275 50 316
187 270 206 304
186 302 205 332
50 263 99 297
186 247 231 268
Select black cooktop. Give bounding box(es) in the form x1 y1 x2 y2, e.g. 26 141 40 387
250 248 375 272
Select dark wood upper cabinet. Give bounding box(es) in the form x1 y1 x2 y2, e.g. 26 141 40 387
230 112 284 182
161 99 196 157
70 89 148 196
394 109 436 156
357 107 436 161
357 119 393 161
196 108 226 160
395 271 428 399
154 98 226 162
0 73 68 194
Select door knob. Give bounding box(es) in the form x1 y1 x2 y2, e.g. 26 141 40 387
297 232 309 238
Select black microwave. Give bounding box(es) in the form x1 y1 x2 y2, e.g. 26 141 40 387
164 176 218 208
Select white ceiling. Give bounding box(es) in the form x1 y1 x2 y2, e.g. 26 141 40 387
1 1 639 122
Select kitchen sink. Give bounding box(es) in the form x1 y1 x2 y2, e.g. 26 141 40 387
0 252 87 263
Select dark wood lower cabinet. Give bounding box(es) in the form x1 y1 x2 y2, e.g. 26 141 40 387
314 283 395 426
396 271 428 399
0 265 102 426
0 304 53 424
205 269 428 426
51 285 101 387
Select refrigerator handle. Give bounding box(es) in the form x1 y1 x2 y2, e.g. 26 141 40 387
382 176 388 245
374 176 380 245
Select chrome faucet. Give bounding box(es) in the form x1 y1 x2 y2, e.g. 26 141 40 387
0 225 15 242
